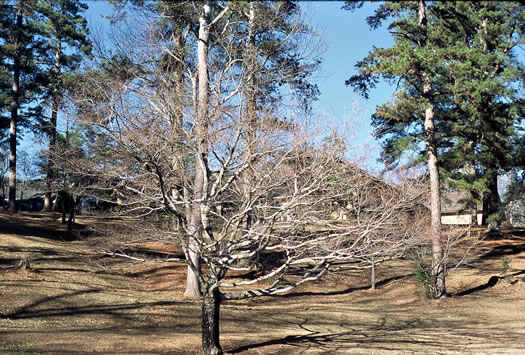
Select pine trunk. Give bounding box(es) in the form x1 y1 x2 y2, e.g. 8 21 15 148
8 1 23 213
419 0 445 298
43 93 59 211
66 195 76 241
44 40 61 211
426 119 446 298
482 172 500 227
201 282 222 355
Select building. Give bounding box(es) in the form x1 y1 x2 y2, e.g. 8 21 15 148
441 191 482 225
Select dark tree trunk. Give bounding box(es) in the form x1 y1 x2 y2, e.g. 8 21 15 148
60 191 67 224
44 39 62 212
43 94 59 211
482 172 500 226
201 281 222 355
65 195 78 241
44 38 62 212
8 1 23 213
370 258 376 290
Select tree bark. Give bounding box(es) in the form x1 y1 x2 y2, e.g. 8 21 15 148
424 99 446 298
482 171 501 226
43 39 62 212
65 195 78 241
44 38 62 211
8 0 24 213
370 258 376 290
184 235 202 297
241 2 257 233
185 1 212 297
419 0 445 298
1 175 5 209
61 191 67 224
201 281 222 355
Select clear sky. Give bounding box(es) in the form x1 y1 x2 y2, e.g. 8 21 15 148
302 1 394 170
25 1 395 173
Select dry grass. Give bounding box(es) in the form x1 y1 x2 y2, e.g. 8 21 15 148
1 212 525 354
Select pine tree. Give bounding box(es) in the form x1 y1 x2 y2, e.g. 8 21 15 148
0 0 47 212
345 1 524 228
344 0 447 297
344 1 523 294
434 1 524 226
37 0 91 211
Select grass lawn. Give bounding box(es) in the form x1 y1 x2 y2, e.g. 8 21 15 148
1 212 524 354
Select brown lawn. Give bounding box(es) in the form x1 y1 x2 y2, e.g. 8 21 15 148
1 212 524 354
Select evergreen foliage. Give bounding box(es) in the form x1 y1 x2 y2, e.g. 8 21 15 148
344 1 524 223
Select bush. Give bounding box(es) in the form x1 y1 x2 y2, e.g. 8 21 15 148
413 262 438 299
498 256 510 279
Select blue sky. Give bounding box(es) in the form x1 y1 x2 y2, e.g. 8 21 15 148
302 1 394 169
24 1 395 172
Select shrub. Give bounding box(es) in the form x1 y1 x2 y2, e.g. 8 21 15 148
413 262 437 299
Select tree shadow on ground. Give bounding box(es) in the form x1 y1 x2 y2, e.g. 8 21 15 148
227 319 442 354
0 212 90 241
453 268 525 297
275 274 412 298
483 244 525 259
1 288 181 320
454 275 501 296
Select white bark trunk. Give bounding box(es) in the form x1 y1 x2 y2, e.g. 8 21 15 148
185 1 212 297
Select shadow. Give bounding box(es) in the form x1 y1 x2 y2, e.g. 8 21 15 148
275 274 411 298
483 244 525 259
454 275 500 296
1 288 182 320
512 229 525 237
119 247 185 261
125 264 184 278
512 269 525 277
0 212 92 241
228 321 440 354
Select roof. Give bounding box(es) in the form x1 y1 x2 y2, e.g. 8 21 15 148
441 191 479 214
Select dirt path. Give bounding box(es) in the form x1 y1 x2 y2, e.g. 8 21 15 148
1 213 525 353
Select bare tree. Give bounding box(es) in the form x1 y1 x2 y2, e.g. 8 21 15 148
71 80 426 353
66 2 427 353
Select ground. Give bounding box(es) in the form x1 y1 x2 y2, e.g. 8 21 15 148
1 212 524 354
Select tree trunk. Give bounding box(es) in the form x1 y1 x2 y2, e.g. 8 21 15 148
1 175 4 209
370 258 376 290
241 2 257 233
482 171 500 226
185 1 213 297
19 180 25 201
419 0 445 298
171 21 200 295
201 281 222 355
184 235 202 297
8 1 23 213
61 191 67 224
44 39 62 211
425 105 446 298
65 195 77 241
